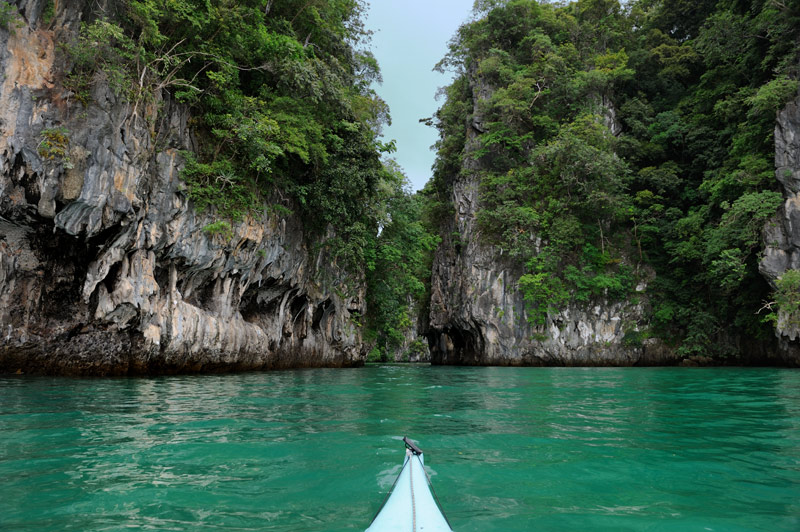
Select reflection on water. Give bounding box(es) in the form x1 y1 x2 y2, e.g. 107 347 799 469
1 367 799 531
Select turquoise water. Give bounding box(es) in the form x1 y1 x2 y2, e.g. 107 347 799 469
1 366 799 531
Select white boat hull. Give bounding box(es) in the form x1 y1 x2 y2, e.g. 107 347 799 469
366 448 453 532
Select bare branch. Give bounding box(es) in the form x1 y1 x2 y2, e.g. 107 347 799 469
757 300 777 314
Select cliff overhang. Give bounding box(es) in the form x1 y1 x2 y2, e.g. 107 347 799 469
0 2 365 375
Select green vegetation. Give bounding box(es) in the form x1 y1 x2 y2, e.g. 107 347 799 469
202 220 234 241
38 127 71 167
774 270 800 331
59 0 441 355
431 0 800 354
364 160 439 360
53 0 800 357
64 0 389 274
66 19 144 100
180 152 258 222
0 1 22 32
41 0 55 26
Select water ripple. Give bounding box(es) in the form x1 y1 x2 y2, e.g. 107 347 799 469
1 367 799 531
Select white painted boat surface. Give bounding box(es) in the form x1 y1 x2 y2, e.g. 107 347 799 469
366 446 453 532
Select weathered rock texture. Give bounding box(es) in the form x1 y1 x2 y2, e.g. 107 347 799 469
427 66 676 366
388 298 430 363
0 2 364 375
759 86 800 366
427 182 673 366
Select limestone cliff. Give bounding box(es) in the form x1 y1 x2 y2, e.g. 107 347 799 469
0 2 364 375
427 66 675 366
389 299 430 363
759 85 800 367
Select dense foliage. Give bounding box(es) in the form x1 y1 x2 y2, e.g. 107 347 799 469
59 0 800 357
62 0 440 352
431 0 799 355
364 161 440 361
66 0 390 272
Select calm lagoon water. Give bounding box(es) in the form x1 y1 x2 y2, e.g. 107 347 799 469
1 366 798 531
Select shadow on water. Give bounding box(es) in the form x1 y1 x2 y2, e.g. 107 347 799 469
1 366 799 531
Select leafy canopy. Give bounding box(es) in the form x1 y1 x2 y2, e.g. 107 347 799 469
431 0 799 354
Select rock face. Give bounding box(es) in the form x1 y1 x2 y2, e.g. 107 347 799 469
427 66 675 366
427 180 672 366
388 299 430 363
0 3 364 375
759 85 800 366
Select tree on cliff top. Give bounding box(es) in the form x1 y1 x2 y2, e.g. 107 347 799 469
66 0 391 274
430 0 800 356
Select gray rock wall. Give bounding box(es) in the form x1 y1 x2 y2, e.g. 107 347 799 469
427 173 671 366
388 298 430 363
0 2 364 374
759 85 800 366
427 64 675 366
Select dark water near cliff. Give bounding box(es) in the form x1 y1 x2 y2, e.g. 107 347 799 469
1 366 798 531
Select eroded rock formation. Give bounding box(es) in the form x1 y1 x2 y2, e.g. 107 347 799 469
760 85 800 366
0 2 364 375
427 65 675 366
427 179 673 366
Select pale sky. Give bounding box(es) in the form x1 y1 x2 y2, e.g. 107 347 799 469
364 1 475 191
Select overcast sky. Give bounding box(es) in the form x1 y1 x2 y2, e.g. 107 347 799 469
364 1 475 191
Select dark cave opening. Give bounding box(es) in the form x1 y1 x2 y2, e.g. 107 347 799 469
429 324 485 365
